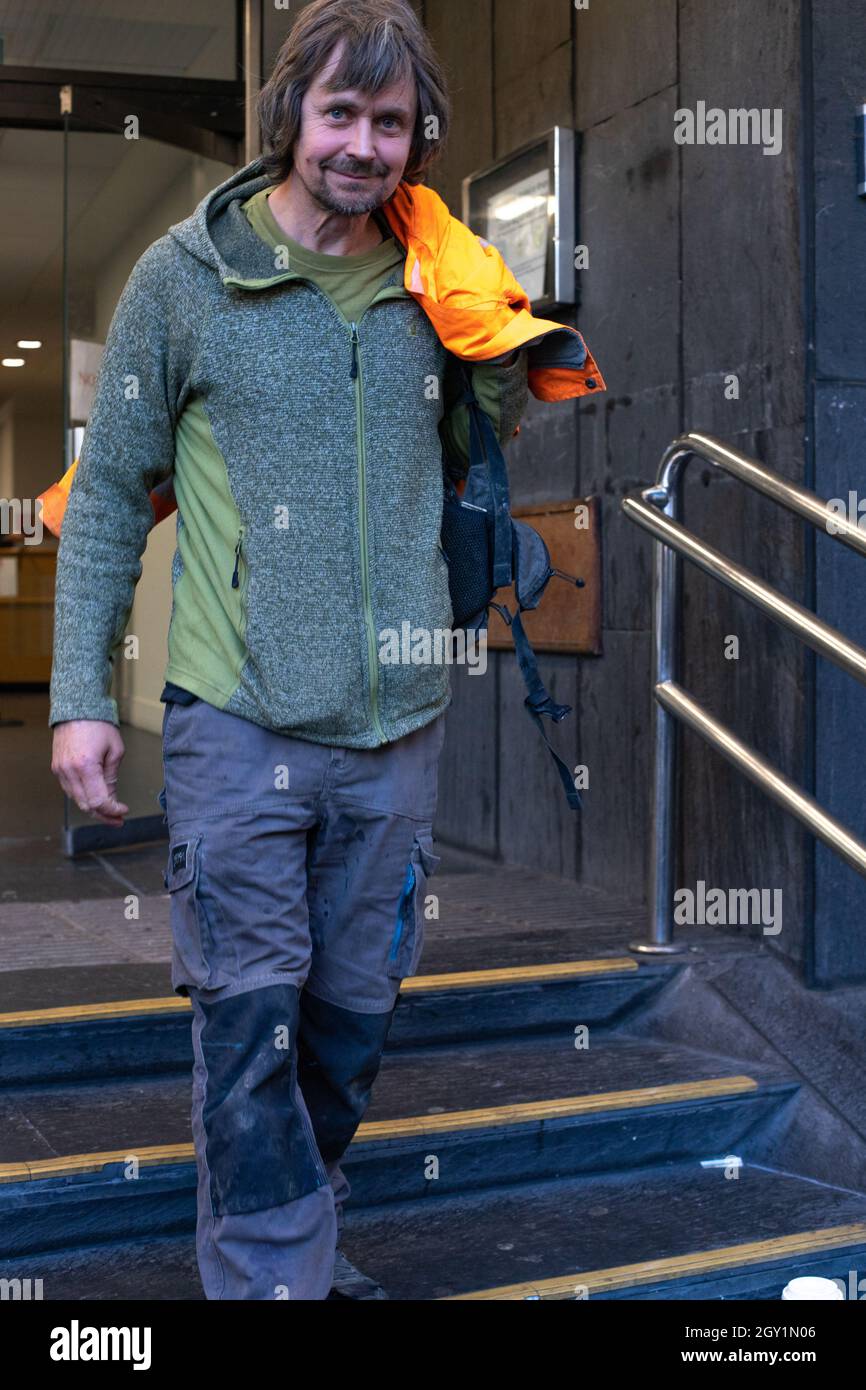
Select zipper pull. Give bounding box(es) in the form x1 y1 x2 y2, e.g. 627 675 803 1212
231 531 242 589
350 322 359 380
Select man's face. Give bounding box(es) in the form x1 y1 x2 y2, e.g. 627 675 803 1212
293 39 418 216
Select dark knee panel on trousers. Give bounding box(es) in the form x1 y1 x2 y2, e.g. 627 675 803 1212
199 983 328 1216
296 989 397 1163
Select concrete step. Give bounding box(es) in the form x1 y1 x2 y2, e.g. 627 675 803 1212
3 1162 865 1301
0 1031 799 1257
0 957 678 1086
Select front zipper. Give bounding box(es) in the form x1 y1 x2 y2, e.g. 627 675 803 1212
224 272 409 746
350 319 387 746
231 526 244 589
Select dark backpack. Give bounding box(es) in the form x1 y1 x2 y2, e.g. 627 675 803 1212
439 365 585 812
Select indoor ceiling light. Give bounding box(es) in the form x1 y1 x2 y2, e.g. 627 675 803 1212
2 358 26 367
17 340 42 349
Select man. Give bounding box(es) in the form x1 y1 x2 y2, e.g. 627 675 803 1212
49 0 529 1299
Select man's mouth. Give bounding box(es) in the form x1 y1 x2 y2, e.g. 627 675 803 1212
330 168 377 181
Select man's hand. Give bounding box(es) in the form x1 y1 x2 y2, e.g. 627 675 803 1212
51 721 129 826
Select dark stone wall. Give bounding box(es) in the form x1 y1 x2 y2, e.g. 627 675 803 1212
426 0 807 926
413 2 864 984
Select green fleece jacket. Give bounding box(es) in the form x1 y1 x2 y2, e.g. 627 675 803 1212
48 157 530 746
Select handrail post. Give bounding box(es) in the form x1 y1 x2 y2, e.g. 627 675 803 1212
630 472 691 954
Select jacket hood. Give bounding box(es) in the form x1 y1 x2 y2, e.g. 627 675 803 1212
167 156 287 281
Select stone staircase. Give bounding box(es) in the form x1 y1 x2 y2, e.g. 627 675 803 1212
2 861 866 1300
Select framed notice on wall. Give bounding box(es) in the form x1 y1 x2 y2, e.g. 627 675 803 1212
462 127 577 313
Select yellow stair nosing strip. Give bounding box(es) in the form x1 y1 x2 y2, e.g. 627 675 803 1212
0 959 640 1029
351 1076 760 1142
439 1223 866 1299
0 1143 195 1183
0 997 192 1028
0 1076 761 1184
399 958 640 992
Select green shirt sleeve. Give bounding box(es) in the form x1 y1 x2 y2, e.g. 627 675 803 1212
439 348 529 481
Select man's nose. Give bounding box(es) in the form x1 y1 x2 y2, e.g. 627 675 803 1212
344 118 376 163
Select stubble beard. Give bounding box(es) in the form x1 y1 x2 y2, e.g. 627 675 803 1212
312 163 388 218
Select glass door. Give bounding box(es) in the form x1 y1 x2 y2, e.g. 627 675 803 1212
0 0 246 853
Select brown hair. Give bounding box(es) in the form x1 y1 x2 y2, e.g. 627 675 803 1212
256 0 450 186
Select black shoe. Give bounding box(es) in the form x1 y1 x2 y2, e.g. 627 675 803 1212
327 1248 390 1300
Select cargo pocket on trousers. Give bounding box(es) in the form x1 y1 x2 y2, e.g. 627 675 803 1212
385 830 442 981
163 833 225 995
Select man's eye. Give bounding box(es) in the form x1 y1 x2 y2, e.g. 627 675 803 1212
328 107 346 119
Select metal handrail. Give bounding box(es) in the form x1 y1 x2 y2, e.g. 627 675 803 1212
620 431 866 954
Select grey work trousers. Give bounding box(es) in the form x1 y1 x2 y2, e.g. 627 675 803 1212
159 695 446 1299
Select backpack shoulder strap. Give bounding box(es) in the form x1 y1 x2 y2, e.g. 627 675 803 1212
490 602 583 812
455 363 583 813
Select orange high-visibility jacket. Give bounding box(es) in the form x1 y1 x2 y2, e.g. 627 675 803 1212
38 178 605 538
